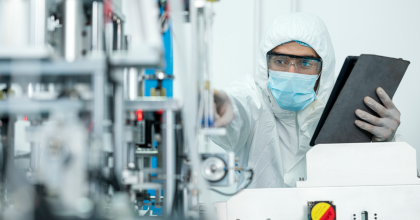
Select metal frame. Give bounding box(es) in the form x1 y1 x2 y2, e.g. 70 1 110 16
0 58 106 139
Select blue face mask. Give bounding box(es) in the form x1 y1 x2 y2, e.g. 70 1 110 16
267 69 318 112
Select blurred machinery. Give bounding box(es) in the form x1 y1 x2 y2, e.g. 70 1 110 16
0 0 238 219
5 1 418 220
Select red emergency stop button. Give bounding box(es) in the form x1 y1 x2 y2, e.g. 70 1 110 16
310 202 336 220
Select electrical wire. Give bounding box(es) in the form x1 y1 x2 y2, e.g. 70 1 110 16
209 169 254 196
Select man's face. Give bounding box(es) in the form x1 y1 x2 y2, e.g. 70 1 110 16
270 41 321 75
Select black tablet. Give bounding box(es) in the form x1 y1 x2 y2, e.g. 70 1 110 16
310 54 410 146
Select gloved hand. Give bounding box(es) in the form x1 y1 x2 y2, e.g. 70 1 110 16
355 87 401 142
213 89 234 127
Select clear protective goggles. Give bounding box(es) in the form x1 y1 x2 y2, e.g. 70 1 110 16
267 52 323 75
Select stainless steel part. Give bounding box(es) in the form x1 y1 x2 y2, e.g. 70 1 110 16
30 0 47 47
29 142 40 171
163 109 175 217
116 17 123 51
124 67 139 100
200 152 235 187
63 0 84 62
124 98 180 111
92 1 104 53
201 156 226 182
113 72 125 184
0 99 83 116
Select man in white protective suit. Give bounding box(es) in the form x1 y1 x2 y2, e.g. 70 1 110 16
211 13 403 189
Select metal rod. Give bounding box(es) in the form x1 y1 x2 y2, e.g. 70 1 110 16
116 18 122 51
128 68 139 100
123 67 139 100
127 143 136 169
113 81 124 184
64 0 80 62
30 0 46 47
30 143 39 171
163 109 175 217
92 1 104 52
93 71 104 140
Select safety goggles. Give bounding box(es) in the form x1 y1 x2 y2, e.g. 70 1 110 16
267 52 322 75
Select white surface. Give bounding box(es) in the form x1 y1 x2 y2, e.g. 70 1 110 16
218 185 420 220
0 47 51 59
211 0 292 90
298 142 420 187
215 201 227 220
0 0 30 47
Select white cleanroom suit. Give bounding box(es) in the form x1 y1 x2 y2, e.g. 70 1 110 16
211 12 336 188
212 13 404 189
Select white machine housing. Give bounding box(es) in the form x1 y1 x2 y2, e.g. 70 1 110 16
215 142 420 220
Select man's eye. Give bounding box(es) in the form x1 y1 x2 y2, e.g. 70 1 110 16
274 59 286 65
301 60 313 67
302 62 311 67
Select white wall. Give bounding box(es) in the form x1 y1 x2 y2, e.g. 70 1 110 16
211 1 253 89
212 0 292 90
209 0 420 202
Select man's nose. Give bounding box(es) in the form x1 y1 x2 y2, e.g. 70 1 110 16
287 63 298 73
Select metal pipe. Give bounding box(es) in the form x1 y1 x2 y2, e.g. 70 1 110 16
105 20 114 55
188 0 198 156
116 18 122 51
123 67 139 100
113 81 124 185
128 68 138 100
30 143 39 171
207 3 214 127
163 109 175 217
93 71 104 141
30 0 47 47
127 143 136 169
63 0 81 62
92 1 104 52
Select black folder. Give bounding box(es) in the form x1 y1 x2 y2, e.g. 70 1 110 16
310 54 410 146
